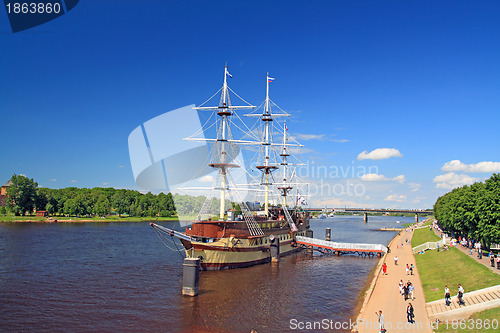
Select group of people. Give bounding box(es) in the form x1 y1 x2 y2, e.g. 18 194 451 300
399 279 415 301
444 284 465 306
405 263 414 275
488 251 500 269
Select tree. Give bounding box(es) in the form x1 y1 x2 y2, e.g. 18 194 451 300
94 194 111 217
6 174 38 216
112 191 129 217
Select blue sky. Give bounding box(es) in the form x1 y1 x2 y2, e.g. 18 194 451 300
1 1 500 209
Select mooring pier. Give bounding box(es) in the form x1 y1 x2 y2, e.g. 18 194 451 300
295 236 388 257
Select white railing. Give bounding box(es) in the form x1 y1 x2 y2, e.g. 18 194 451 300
295 236 388 253
412 240 446 253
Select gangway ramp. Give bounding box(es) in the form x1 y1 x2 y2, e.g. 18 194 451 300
295 236 388 256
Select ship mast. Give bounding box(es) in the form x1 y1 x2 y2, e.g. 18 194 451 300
278 120 292 207
192 66 254 220
256 73 278 216
218 66 230 219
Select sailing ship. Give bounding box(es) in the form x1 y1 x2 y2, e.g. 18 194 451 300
151 67 310 270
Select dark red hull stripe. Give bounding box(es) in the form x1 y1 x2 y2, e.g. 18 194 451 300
193 239 293 252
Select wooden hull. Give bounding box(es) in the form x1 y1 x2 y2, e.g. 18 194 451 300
183 229 309 270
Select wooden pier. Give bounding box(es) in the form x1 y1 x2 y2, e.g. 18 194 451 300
295 236 388 257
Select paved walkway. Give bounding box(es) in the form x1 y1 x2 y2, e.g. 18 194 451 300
355 226 432 332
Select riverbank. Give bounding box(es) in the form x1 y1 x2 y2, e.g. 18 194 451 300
352 227 402 326
0 215 179 223
354 221 432 332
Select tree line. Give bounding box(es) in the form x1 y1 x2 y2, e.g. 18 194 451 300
434 173 500 246
2 174 230 218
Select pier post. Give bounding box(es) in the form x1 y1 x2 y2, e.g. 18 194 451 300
182 258 200 297
415 213 418 223
325 228 331 242
270 236 280 263
363 212 368 223
305 229 314 254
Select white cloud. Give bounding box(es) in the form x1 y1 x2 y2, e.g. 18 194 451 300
442 160 500 173
392 175 406 184
199 175 214 183
119 165 125 168
331 139 350 143
413 196 426 204
71 180 78 183
357 148 403 161
102 182 109 186
50 179 57 182
385 194 407 202
409 183 421 192
313 197 364 208
294 133 325 141
433 172 478 190
360 173 406 183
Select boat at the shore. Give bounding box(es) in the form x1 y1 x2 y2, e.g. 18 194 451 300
152 67 310 270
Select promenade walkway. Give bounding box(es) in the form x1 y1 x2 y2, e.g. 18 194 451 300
355 226 432 332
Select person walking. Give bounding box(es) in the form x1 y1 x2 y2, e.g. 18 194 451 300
403 283 409 301
406 264 409 275
444 285 451 306
410 264 414 275
399 280 404 295
457 284 465 306
496 255 500 270
407 303 414 323
409 283 415 301
490 252 495 267
382 262 387 275
375 310 385 333
394 255 398 265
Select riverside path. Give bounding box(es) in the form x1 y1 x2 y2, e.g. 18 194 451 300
355 225 432 332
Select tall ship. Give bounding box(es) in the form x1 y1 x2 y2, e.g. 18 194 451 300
151 67 310 270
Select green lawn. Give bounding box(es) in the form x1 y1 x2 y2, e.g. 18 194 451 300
435 307 500 333
411 226 441 247
415 246 500 302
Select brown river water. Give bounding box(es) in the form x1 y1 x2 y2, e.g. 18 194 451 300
0 216 412 332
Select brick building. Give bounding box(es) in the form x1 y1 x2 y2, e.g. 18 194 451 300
0 179 12 207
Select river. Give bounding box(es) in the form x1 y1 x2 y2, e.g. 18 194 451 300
0 215 416 332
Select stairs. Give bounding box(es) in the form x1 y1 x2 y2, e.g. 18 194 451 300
426 285 500 321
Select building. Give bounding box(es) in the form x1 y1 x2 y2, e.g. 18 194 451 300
36 210 48 217
0 179 12 207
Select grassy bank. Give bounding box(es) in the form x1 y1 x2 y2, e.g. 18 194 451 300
412 226 441 247
414 245 500 302
0 215 179 223
435 307 500 332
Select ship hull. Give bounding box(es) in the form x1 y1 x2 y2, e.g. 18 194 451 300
184 229 309 270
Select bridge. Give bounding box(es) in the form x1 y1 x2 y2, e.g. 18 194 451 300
306 208 433 223
295 236 388 257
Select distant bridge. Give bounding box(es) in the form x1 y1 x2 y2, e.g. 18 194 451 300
307 208 432 214
306 208 433 223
